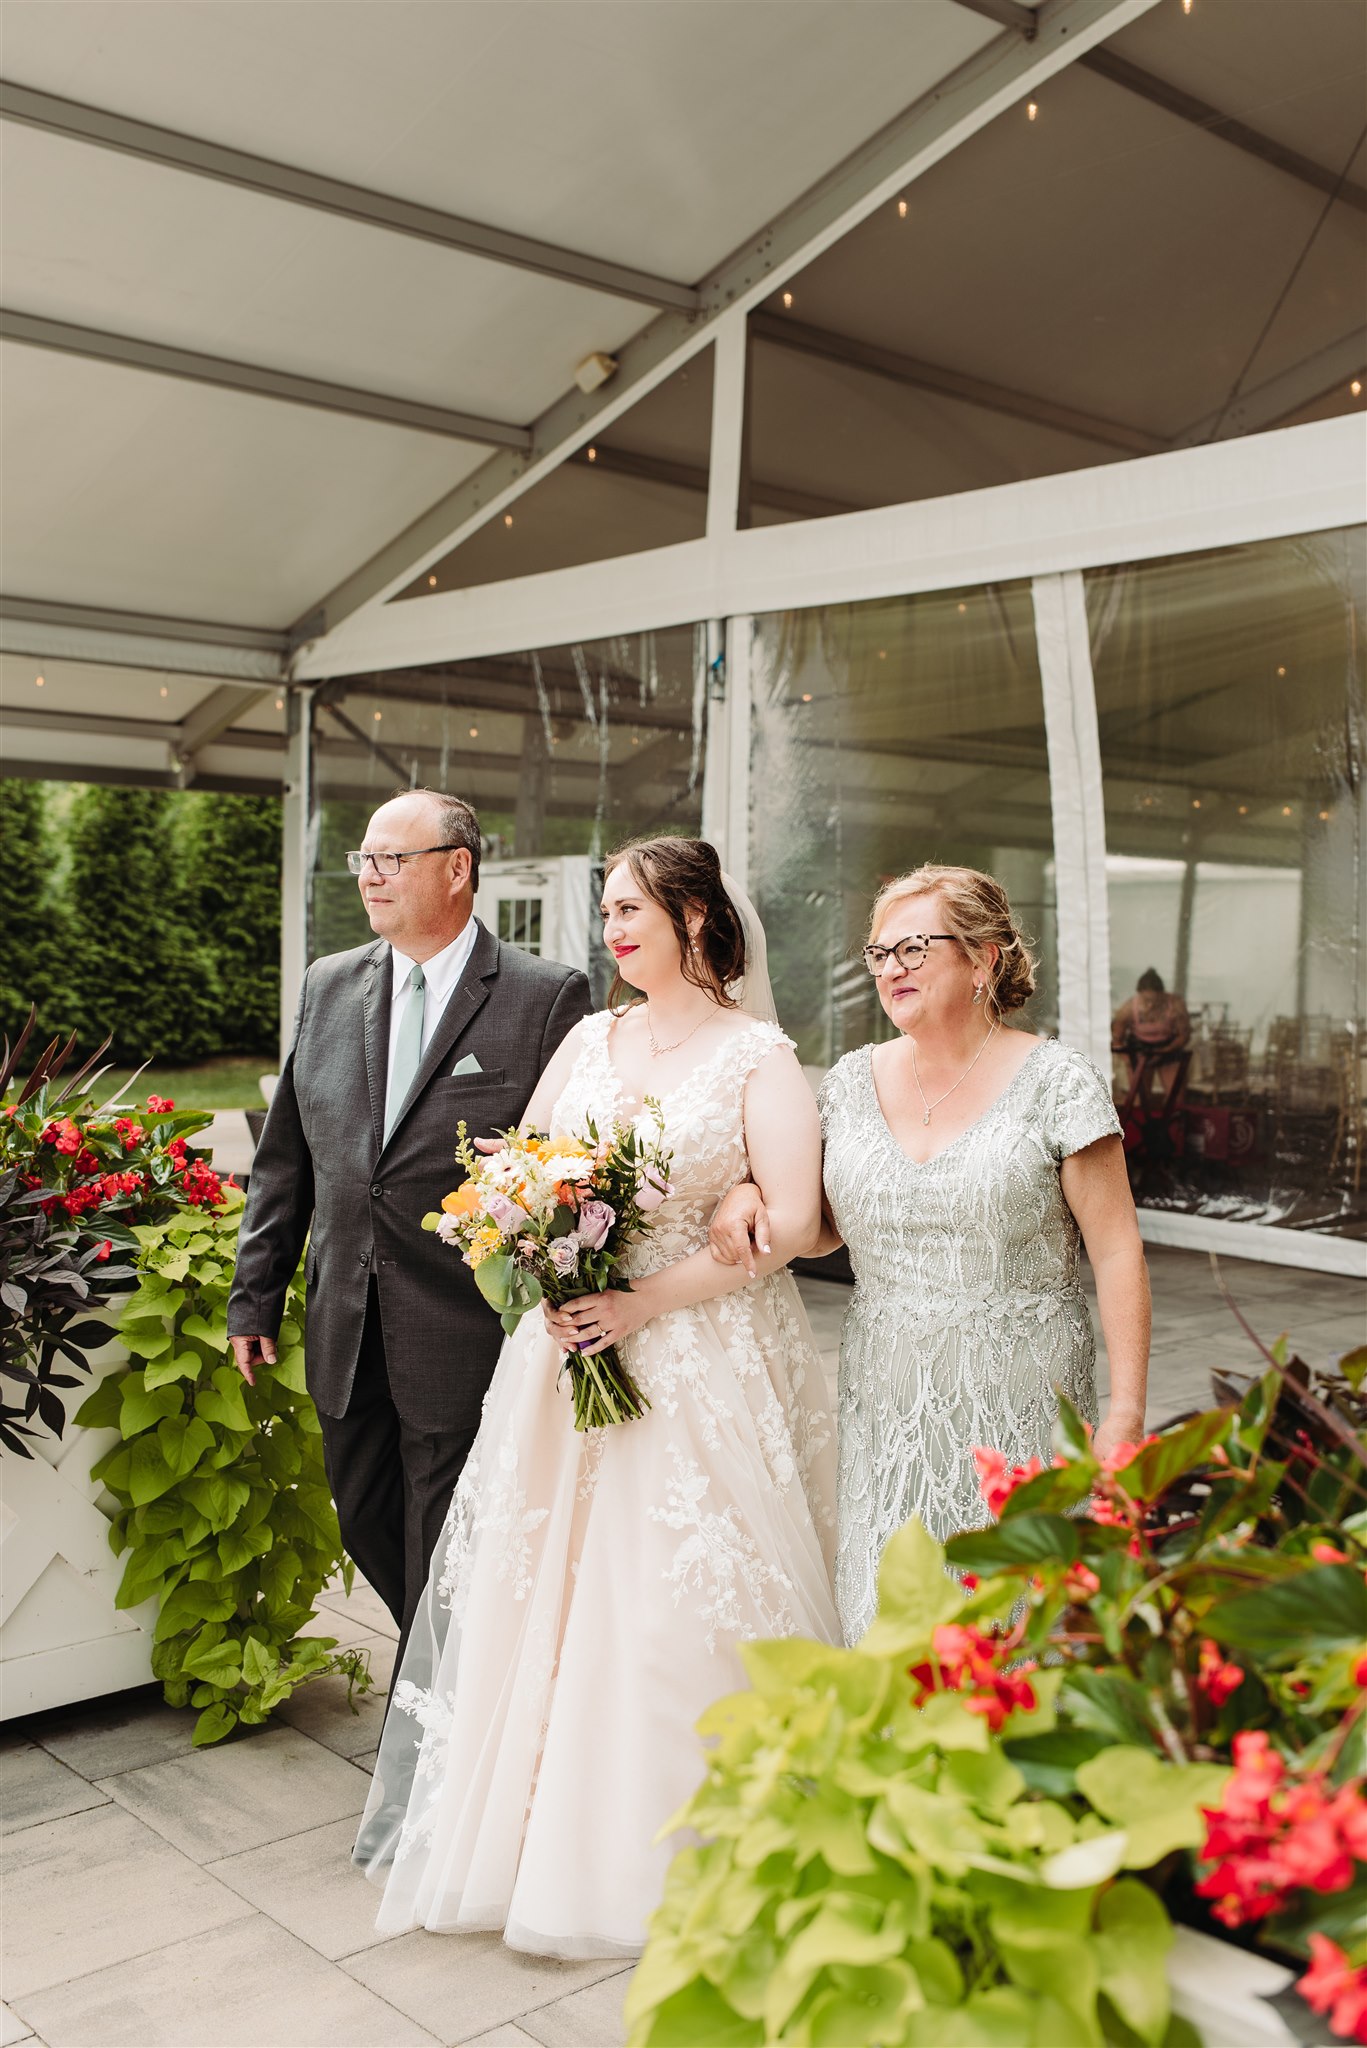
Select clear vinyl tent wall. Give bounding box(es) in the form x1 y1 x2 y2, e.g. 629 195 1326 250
295 513 1365 1274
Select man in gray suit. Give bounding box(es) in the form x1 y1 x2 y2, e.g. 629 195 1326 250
229 787 591 1646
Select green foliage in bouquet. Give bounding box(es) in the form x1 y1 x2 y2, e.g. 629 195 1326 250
75 1189 370 1746
627 1520 1210 2048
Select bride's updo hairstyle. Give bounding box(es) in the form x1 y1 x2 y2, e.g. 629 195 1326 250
604 836 746 1012
869 863 1037 1023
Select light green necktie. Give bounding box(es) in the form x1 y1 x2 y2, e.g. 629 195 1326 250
385 962 426 1139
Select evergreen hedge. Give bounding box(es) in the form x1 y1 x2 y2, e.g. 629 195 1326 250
1 780 282 1063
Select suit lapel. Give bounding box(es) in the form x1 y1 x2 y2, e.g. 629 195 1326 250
380 923 500 1152
361 942 392 1157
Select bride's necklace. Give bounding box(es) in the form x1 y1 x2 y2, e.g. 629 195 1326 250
909 1021 999 1125
646 1005 710 1058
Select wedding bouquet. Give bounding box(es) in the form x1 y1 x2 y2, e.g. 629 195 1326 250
422 1113 673 1430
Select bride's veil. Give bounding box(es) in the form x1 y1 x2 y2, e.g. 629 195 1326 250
722 871 779 1025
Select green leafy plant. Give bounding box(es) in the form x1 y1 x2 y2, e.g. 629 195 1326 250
629 1348 1367 2047
75 1188 371 1745
627 1519 1210 2048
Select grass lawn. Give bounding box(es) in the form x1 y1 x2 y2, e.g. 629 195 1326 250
95 1056 277 1113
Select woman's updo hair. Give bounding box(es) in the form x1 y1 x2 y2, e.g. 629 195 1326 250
604 836 746 1011
868 863 1037 1022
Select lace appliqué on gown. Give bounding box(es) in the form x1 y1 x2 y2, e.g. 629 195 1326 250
356 1009 840 1959
821 1038 1121 1646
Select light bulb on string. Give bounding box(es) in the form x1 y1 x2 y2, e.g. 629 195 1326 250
428 574 438 587
275 698 284 711
1026 100 1038 122
897 198 908 219
587 446 597 462
1181 0 1192 14
374 710 383 723
160 684 169 698
34 673 44 687
504 513 514 528
781 291 794 311
1281 804 1292 816
469 726 479 739
1353 380 1363 397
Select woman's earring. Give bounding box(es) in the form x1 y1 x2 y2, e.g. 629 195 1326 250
972 983 983 1005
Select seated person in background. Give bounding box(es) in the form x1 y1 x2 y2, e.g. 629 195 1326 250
1112 969 1192 1102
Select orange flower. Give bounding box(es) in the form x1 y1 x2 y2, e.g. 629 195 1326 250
442 1182 482 1217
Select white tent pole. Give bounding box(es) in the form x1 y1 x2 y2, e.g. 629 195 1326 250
706 313 749 542
1033 570 1112 1067
278 689 312 1068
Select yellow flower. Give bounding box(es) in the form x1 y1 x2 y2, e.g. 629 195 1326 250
467 1224 503 1268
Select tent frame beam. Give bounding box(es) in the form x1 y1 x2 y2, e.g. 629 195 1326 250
0 81 701 312
298 0 1163 649
0 310 531 450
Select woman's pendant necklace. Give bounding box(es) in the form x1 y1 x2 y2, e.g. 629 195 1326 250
646 1005 710 1057
910 1021 999 1125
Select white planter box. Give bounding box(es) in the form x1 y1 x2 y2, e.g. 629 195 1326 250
0 1314 157 1719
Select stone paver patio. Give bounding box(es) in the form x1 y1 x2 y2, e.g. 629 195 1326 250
3 1250 1361 2048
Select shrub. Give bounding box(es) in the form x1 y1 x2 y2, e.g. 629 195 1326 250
177 792 281 1054
0 781 75 1043
66 787 221 1060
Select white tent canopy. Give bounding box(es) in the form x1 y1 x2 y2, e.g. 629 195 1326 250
2 0 1363 787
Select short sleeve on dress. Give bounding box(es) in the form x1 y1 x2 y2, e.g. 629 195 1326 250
1045 1047 1123 1161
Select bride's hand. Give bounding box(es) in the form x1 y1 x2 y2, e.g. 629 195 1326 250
543 1288 649 1356
708 1182 770 1278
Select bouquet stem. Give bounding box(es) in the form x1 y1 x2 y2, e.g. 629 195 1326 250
560 1343 651 1431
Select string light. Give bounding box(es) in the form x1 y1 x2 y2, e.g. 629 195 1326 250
801 693 813 702
1026 100 1038 121
877 649 887 660
587 445 598 462
781 291 794 311
504 513 514 527
1319 809 1332 820
1281 804 1292 815
1237 805 1249 816
1191 798 1202 809
159 684 169 698
1276 665 1287 677
897 198 908 219
468 726 479 739
34 673 44 687
1353 380 1363 397
957 601 968 614
428 574 438 587
374 710 383 722
275 697 284 711
1181 0 1192 14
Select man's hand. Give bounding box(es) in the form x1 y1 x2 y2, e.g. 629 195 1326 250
230 1334 277 1387
707 1182 771 1279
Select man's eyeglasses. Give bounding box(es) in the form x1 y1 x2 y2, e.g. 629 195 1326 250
346 844 460 877
861 934 957 975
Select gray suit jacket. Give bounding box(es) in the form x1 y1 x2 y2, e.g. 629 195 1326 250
228 922 592 1432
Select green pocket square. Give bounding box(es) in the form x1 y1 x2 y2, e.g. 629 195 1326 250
451 1053 483 1075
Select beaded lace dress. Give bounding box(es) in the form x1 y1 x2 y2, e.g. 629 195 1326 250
819 1037 1121 1644
355 1011 840 1958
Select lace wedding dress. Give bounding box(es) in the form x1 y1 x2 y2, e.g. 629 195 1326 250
355 1011 840 1957
820 1038 1122 1644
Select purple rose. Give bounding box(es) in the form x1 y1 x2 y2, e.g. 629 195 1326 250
548 1235 581 1277
576 1199 615 1251
635 1169 671 1214
487 1191 529 1233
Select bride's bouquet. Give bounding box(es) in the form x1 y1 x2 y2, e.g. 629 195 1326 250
422 1114 674 1431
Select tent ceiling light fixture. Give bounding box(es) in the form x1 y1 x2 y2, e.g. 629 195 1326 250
1026 100 1038 121
573 351 618 394
781 291 795 310
1353 380 1363 396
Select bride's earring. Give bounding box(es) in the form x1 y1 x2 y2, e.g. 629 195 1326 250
972 983 983 1005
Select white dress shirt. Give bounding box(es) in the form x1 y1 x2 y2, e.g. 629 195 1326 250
386 918 481 1107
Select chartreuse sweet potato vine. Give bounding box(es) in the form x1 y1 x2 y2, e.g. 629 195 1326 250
627 1519 1217 2048
75 1188 371 1745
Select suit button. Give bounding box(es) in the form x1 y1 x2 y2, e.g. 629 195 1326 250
359 1252 370 1266
370 1185 384 1199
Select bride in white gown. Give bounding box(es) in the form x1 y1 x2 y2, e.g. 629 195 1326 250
355 835 840 1958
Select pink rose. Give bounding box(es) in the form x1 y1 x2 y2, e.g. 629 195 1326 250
548 1236 581 1276
576 1199 615 1251
487 1191 529 1233
635 1170 671 1213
